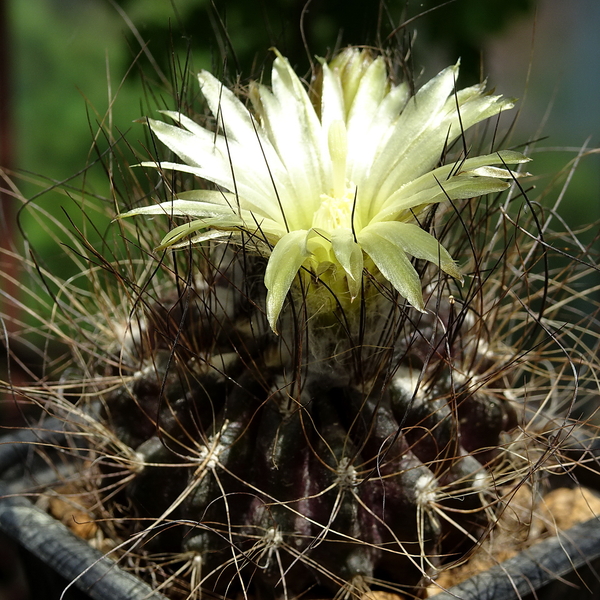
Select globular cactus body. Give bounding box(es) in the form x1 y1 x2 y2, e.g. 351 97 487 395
95 264 520 599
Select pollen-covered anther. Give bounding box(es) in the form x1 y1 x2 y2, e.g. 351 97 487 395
313 184 357 232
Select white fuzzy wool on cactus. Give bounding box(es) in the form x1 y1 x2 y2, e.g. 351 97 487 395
121 48 529 331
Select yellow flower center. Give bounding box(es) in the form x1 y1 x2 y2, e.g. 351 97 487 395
311 119 357 233
312 189 356 231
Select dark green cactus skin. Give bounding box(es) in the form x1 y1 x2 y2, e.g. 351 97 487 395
98 269 518 599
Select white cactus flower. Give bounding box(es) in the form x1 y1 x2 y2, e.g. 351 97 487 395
121 48 529 331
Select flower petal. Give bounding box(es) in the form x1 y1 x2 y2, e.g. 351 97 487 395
358 228 424 310
197 70 261 145
263 53 330 215
362 221 461 280
362 63 459 207
119 195 238 219
174 190 236 206
348 81 410 185
377 96 513 203
157 218 243 249
264 230 311 330
167 229 234 249
331 228 363 299
372 150 529 221
320 61 346 138
372 175 512 224
374 94 515 208
146 118 213 168
345 55 387 135
329 48 376 112
138 154 287 224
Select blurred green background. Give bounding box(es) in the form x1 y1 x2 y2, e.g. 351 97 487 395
7 0 600 280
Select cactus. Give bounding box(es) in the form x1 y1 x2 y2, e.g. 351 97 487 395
3 45 600 600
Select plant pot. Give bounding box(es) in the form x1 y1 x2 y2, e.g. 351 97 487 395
2 427 600 600
0 484 168 600
0 423 167 600
432 516 600 600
